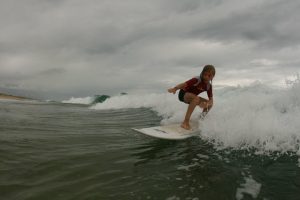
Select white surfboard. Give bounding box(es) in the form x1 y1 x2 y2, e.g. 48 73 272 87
132 121 200 140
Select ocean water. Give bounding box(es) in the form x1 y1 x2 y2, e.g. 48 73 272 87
1 81 300 200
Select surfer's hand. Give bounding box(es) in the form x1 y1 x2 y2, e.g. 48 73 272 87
168 88 177 94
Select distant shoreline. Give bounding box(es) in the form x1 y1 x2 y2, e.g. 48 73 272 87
0 93 30 100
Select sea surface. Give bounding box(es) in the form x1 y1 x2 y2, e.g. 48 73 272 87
1 81 300 200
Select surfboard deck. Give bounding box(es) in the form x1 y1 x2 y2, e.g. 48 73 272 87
132 121 200 140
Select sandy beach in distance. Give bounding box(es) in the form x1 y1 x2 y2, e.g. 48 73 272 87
0 93 29 100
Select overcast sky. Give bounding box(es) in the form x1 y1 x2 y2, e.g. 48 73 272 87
1 0 300 99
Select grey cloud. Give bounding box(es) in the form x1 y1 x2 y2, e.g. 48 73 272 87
0 0 300 100
189 1 300 48
38 68 66 76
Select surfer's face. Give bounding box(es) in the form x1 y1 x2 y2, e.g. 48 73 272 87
202 71 214 83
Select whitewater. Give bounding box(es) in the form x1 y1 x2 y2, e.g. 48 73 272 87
85 79 300 156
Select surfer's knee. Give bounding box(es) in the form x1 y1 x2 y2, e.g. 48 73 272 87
184 93 197 104
192 96 200 105
198 100 209 109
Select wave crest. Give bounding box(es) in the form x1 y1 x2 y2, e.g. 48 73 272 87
91 79 300 154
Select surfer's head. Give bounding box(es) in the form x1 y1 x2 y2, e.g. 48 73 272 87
200 65 215 84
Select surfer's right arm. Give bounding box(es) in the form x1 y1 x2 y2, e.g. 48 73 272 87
168 83 187 94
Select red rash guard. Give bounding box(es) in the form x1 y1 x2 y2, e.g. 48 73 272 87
184 77 213 98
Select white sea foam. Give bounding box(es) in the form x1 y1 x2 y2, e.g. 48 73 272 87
91 93 205 124
62 96 94 104
201 80 300 153
91 78 300 154
236 175 261 200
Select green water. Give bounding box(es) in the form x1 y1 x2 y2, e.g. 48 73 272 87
0 100 299 200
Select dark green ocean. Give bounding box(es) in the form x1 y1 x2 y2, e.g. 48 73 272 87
0 96 299 200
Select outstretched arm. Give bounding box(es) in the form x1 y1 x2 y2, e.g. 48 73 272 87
168 82 187 94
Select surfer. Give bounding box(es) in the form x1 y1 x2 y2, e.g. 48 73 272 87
168 65 215 130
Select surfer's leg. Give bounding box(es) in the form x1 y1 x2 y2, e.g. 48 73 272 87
183 92 197 104
182 93 201 130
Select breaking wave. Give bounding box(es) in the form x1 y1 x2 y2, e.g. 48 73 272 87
91 78 300 155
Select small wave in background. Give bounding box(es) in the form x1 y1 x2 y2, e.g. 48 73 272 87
62 93 128 105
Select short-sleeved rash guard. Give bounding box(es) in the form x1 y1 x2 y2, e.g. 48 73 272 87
184 76 212 98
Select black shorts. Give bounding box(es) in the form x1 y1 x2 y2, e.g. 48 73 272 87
178 89 186 103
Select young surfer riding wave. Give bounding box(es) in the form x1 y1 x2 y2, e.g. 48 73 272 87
168 65 216 130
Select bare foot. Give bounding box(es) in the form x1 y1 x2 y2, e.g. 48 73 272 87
181 122 191 130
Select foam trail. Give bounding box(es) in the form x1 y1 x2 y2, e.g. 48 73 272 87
236 174 261 200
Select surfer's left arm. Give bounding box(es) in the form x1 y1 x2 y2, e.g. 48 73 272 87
208 97 213 106
207 84 213 106
202 88 213 115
